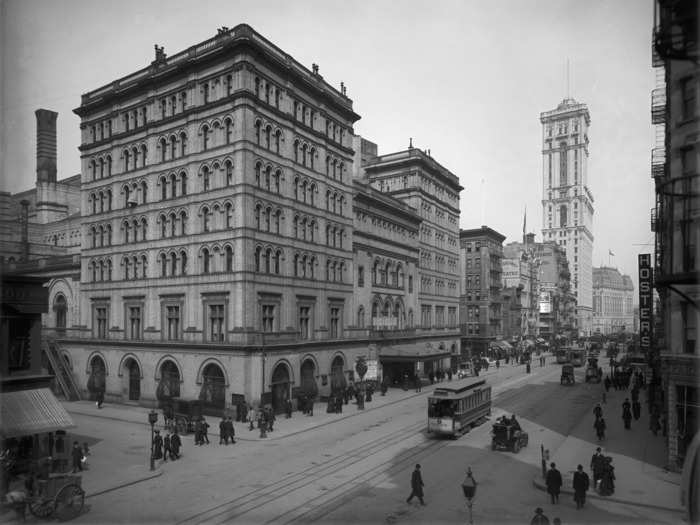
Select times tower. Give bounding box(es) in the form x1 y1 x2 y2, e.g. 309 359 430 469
540 98 594 336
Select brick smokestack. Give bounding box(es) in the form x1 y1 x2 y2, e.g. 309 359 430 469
36 109 58 183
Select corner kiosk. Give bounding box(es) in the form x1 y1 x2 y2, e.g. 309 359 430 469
427 378 492 438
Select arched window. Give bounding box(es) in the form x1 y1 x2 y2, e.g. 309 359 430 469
160 214 167 238
255 121 261 145
254 246 262 272
202 83 209 104
264 248 272 273
170 173 177 199
203 248 210 274
91 227 97 248
265 125 271 149
275 130 281 153
99 158 104 179
202 125 210 151
338 162 344 182
293 177 299 200
123 257 131 280
160 138 167 162
170 212 177 237
225 119 233 144
90 261 96 282
265 166 271 190
107 259 112 280
225 246 233 272
560 205 568 227
293 140 299 163
274 250 281 274
170 252 177 276
225 161 233 186
225 203 233 229
202 166 210 191
106 156 112 177
357 306 365 328
141 144 147 168
309 147 315 170
254 77 260 98
160 253 167 277
274 210 281 234
202 207 211 232
309 184 315 206
124 221 131 243
255 163 261 187
161 177 168 200
124 150 131 172
180 251 188 275
180 212 187 236
107 225 112 245
255 205 262 230
301 144 308 167
180 133 187 157
308 220 315 242
264 207 271 232
180 172 187 195
141 218 147 241
273 170 280 193
141 181 148 204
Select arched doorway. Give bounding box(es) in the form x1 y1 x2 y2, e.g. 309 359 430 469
156 360 180 406
330 355 346 395
300 359 318 398
270 363 290 414
199 363 226 414
124 358 141 401
53 294 67 331
87 355 106 400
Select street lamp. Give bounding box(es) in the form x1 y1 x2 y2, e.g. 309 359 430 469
461 467 477 524
148 410 158 471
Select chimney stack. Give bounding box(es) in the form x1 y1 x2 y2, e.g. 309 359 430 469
20 199 30 261
36 109 58 183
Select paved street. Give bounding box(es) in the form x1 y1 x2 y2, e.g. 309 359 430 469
18 357 679 525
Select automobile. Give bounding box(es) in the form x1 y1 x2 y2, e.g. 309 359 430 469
457 362 471 378
561 364 575 385
491 420 529 453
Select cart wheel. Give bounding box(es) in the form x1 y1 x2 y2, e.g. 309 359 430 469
54 484 85 521
513 440 521 453
29 497 55 518
176 416 188 435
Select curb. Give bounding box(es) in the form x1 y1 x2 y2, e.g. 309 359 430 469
531 476 683 513
86 469 163 499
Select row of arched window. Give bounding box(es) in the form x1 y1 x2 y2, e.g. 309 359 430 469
89 155 113 181
254 76 281 108
88 189 112 214
293 215 317 242
325 155 345 181
254 119 282 154
325 190 346 216
122 143 148 173
160 172 188 200
325 259 346 282
325 119 346 146
371 259 405 288
292 138 318 169
293 176 316 204
293 253 317 279
159 250 188 277
254 161 281 193
89 224 112 248
157 132 188 162
325 224 345 249
88 258 113 282
200 117 234 152
255 204 282 234
200 245 234 274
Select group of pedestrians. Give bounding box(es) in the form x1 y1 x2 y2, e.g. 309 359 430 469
152 429 182 462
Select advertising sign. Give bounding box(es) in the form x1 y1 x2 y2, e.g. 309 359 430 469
638 254 653 352
539 291 551 314
365 359 378 380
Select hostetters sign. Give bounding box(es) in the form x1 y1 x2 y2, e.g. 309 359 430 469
638 254 653 353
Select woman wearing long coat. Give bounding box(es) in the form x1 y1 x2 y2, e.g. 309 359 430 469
406 464 425 505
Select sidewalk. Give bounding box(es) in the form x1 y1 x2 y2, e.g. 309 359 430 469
532 380 683 513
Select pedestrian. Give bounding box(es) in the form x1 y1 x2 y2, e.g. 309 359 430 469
593 403 602 420
447 369 453 380
428 371 435 385
153 430 163 460
632 399 641 421
219 417 229 445
71 441 83 473
599 457 615 496
96 390 105 409
259 412 268 438
227 415 235 444
545 462 562 504
593 417 607 441
170 430 182 459
163 403 174 431
530 507 550 525
163 431 172 461
604 375 611 392
622 398 632 430
406 464 426 505
590 447 604 485
573 464 590 509
194 417 202 445
308 396 314 416
249 407 256 430
496 359 500 369
201 416 210 444
285 398 293 418
414 375 421 393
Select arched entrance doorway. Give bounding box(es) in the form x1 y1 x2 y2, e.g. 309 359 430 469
53 294 67 332
300 359 318 398
270 363 290 414
87 355 106 400
156 360 180 407
330 356 346 395
124 358 141 401
199 363 226 414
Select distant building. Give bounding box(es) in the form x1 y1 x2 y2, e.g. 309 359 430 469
591 266 635 335
502 232 541 339
540 98 594 336
534 241 576 341
459 226 506 358
651 0 699 475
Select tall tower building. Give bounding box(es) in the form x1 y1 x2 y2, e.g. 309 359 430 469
540 98 594 336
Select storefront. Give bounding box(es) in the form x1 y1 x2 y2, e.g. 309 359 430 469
379 341 452 386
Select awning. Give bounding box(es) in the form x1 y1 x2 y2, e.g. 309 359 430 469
1 388 75 438
490 341 512 351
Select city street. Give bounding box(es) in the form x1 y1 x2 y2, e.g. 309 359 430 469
61 360 682 525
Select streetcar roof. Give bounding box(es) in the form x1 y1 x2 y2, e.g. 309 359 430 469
429 379 487 398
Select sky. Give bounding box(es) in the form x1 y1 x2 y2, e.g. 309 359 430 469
0 0 655 291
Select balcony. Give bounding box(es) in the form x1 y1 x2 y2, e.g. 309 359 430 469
651 147 667 179
651 88 667 125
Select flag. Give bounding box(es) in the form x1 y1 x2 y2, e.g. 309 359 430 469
609 250 615 256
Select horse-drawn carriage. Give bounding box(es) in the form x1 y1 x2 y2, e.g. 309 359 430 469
3 473 85 521
163 399 204 434
561 364 575 385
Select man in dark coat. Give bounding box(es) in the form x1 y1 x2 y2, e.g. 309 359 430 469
170 430 181 459
225 416 235 444
530 507 550 525
593 403 603 420
572 464 590 509
219 417 229 445
200 416 210 444
71 441 83 473
153 430 163 459
163 431 172 461
96 390 105 409
622 398 632 429
594 416 607 441
632 399 641 420
406 464 426 505
285 398 293 418
590 447 604 484
545 462 563 504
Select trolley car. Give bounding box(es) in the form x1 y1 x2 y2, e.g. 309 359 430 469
427 379 491 438
555 348 570 364
568 348 585 367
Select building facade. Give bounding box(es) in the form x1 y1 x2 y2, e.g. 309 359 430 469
534 241 576 341
651 0 699 474
459 227 506 358
502 233 541 339
592 266 635 335
540 99 594 336
50 25 460 414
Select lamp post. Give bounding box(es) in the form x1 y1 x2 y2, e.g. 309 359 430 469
148 410 158 471
461 467 477 524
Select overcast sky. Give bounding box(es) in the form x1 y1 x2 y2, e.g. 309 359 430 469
1 0 654 290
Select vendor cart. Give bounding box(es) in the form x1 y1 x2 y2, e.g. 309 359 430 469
28 473 85 521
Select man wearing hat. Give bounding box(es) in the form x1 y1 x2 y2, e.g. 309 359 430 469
545 462 562 504
153 430 163 460
573 464 590 509
406 464 425 505
530 507 550 525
